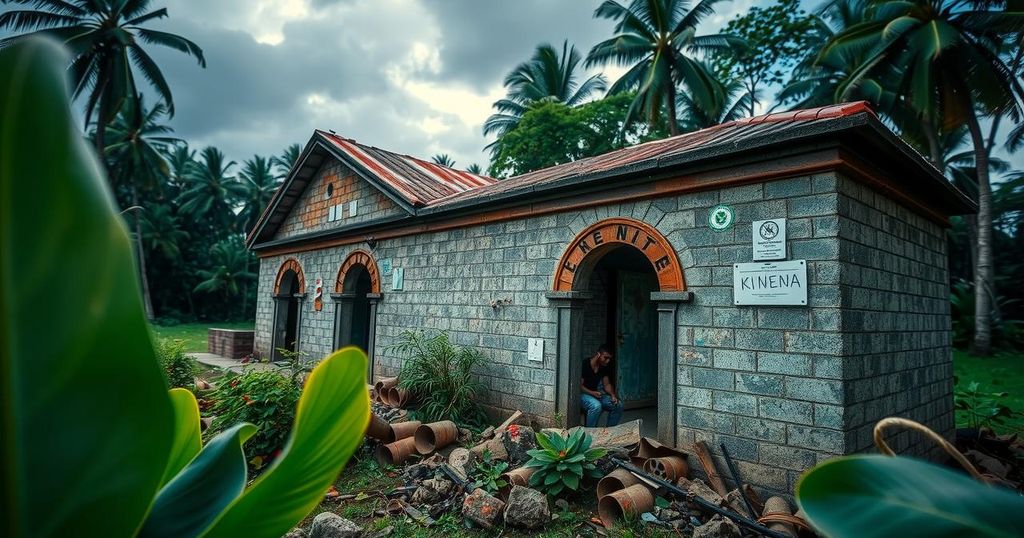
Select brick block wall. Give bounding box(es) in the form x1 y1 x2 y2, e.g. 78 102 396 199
277 160 405 239
836 174 954 461
208 329 255 360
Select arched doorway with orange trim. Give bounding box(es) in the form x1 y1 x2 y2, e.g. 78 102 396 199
332 249 382 375
271 258 306 361
546 217 691 443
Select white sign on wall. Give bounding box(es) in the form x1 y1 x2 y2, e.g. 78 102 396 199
733 260 807 306
527 338 544 362
391 267 404 291
752 218 786 261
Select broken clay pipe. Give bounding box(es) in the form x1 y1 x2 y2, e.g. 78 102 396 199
609 458 789 538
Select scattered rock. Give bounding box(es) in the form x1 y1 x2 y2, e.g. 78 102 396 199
500 425 537 465
309 512 362 538
283 528 307 538
448 447 476 480
658 508 682 522
457 427 473 444
594 447 631 475
554 498 570 512
404 463 431 481
365 526 394 538
692 515 741 538
686 478 725 507
470 437 508 461
411 477 453 505
503 486 550 529
725 489 752 518
421 454 446 468
462 488 506 529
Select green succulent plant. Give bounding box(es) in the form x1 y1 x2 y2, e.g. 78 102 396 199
525 429 606 496
471 449 509 494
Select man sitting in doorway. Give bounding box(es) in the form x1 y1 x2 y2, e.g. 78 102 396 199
581 345 624 427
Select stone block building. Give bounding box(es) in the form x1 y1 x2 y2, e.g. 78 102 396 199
246 102 972 495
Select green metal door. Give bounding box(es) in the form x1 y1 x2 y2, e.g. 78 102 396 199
616 270 658 403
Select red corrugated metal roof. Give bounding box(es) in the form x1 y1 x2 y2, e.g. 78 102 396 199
428 101 876 208
318 131 496 206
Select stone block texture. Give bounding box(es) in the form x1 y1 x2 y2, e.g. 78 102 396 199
277 160 404 239
253 168 954 497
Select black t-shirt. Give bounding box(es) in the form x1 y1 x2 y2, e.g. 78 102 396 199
582 358 611 391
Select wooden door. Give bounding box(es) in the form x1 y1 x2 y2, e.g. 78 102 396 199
616 270 658 404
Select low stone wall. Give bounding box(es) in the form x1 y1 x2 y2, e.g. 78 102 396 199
209 329 254 360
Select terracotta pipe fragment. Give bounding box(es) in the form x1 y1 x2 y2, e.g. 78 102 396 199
375 437 417 466
365 413 393 442
643 455 689 482
414 420 458 454
762 496 798 537
389 420 421 441
597 468 644 499
598 484 654 528
498 467 536 500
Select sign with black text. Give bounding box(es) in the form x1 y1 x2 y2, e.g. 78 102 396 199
733 260 807 306
752 218 786 261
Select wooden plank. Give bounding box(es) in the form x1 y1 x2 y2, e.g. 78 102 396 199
693 441 729 497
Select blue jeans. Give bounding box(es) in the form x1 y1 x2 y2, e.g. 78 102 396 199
581 386 624 427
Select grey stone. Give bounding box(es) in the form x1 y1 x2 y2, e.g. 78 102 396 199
283 528 308 538
684 478 724 506
693 515 742 538
309 513 362 538
410 477 453 505
462 488 506 529
503 486 550 529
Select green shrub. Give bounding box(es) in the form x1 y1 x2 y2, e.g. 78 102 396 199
525 429 605 497
208 370 301 467
471 449 508 494
389 330 488 424
156 338 198 389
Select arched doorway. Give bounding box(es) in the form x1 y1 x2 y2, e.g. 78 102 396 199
333 250 382 376
271 258 306 361
548 218 690 443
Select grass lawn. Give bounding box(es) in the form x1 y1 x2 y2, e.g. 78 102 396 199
954 349 1024 434
150 321 253 353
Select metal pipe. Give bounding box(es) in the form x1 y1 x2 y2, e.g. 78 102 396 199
609 458 788 538
721 443 759 520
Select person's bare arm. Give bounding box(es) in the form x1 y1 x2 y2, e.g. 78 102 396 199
602 375 619 403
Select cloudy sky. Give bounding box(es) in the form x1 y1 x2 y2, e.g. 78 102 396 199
135 0 765 170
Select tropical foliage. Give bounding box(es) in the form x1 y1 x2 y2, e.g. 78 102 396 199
389 330 489 425
0 37 370 537
525 429 606 497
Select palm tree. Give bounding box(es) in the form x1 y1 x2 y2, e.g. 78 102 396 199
272 143 302 179
465 163 483 174
194 237 257 317
822 0 1024 355
484 40 606 153
586 0 736 136
431 154 456 167
164 144 197 195
103 95 179 319
140 202 189 259
238 155 279 234
0 0 205 153
677 66 752 131
177 146 243 231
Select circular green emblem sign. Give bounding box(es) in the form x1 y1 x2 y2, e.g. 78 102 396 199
708 204 735 231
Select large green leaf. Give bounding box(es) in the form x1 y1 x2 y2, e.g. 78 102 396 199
160 388 203 487
0 37 173 537
140 423 256 538
797 455 1024 538
203 347 370 538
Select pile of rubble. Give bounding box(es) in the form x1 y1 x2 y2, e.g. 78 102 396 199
292 378 820 537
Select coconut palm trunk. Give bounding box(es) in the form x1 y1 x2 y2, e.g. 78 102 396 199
131 187 155 320
965 110 992 356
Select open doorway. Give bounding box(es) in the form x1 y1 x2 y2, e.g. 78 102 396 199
336 265 373 353
271 259 305 362
580 245 660 437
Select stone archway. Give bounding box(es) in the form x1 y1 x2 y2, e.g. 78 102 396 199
547 217 691 443
271 258 306 361
332 249 382 377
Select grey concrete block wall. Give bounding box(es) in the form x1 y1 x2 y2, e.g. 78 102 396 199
835 174 954 461
253 169 955 497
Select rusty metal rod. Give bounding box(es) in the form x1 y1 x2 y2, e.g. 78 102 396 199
610 458 788 538
721 443 759 521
